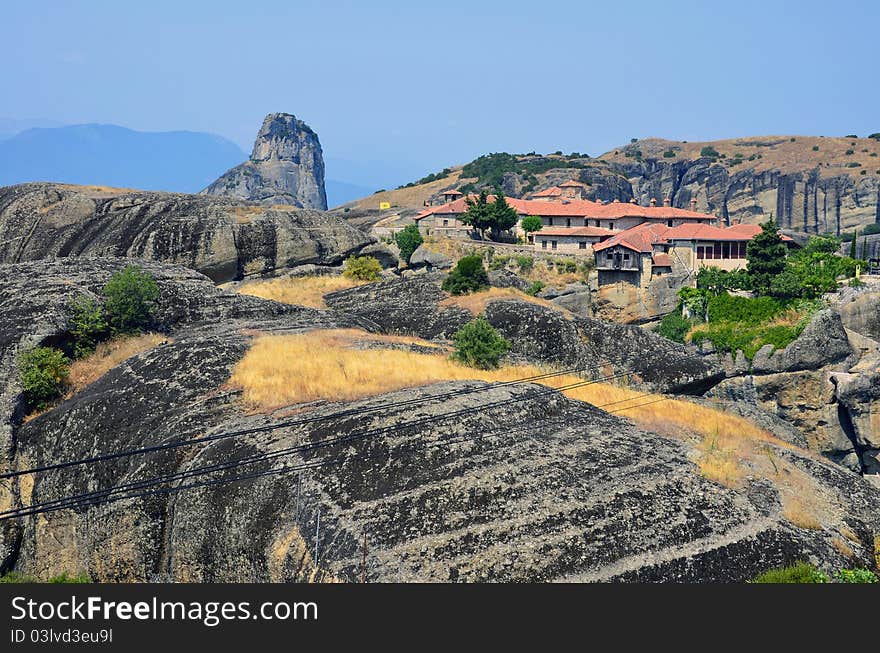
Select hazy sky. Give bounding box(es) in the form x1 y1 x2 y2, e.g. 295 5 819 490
4 0 879 188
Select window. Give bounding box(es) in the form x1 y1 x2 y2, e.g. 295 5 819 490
579 241 587 249
566 218 571 228
551 240 558 250
667 219 674 227
623 253 630 261
606 252 614 264
722 242 731 259
713 242 722 259
697 246 705 260
541 240 547 249
705 244 713 259
608 222 613 230
594 220 600 227
442 219 449 226
548 217 554 226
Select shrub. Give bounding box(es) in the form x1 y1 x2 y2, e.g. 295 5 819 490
845 149 855 155
394 224 423 264
700 146 720 158
442 255 489 295
343 255 383 282
103 266 160 334
525 280 545 296
520 215 544 234
812 145 820 151
48 571 91 584
837 568 878 583
657 311 691 343
555 258 577 273
751 562 828 583
451 317 510 369
663 149 676 158
68 296 108 358
515 255 534 272
19 347 70 410
488 254 511 271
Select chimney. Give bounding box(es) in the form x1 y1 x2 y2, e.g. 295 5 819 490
663 196 671 207
650 198 657 207
690 198 697 210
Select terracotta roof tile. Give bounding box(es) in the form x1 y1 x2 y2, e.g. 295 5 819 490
534 226 614 237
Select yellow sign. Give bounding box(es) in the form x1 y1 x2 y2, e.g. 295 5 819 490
379 201 391 210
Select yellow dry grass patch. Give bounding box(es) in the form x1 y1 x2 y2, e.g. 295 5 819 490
237 276 365 308
348 169 465 211
227 329 779 471
67 333 168 396
440 287 566 316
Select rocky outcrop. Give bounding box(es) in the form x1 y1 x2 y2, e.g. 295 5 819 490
325 276 723 394
0 183 370 282
202 113 327 210
409 245 452 270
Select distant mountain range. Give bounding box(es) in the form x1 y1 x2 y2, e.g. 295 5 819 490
0 122 373 206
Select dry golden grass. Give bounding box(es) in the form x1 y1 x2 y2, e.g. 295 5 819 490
783 502 824 530
67 334 168 396
440 287 566 316
831 537 855 559
237 276 365 308
227 329 780 470
348 169 465 211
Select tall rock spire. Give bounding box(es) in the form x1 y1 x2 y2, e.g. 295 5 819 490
202 113 327 210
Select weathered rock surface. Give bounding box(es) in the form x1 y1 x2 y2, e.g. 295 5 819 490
835 286 880 341
202 113 327 210
0 183 370 282
325 276 723 394
7 369 880 582
409 245 452 270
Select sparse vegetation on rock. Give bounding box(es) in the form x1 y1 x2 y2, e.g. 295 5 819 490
451 317 511 369
19 346 70 410
751 562 828 583
103 265 160 334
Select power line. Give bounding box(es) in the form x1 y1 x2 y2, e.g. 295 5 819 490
0 378 675 522
0 362 618 481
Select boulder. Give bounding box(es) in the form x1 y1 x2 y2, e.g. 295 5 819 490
359 242 400 269
0 183 370 282
409 245 452 270
750 310 854 374
488 268 529 291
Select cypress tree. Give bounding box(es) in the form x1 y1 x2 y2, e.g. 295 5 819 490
746 219 788 295
460 189 494 240
849 230 858 258
490 190 519 239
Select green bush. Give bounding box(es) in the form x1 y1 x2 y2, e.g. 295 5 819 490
451 317 510 369
442 255 489 295
555 258 577 273
751 562 828 583
700 146 720 158
48 572 91 584
663 149 676 158
515 255 534 272
837 568 878 583
707 294 784 325
0 571 90 584
68 296 108 358
103 266 160 334
657 311 691 343
19 347 70 410
488 254 511 271
343 255 383 282
525 280 545 296
394 224 423 264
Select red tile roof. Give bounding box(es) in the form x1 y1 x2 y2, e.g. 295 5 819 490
594 221 794 254
594 222 669 253
534 226 614 237
531 186 563 197
441 189 463 195
559 180 587 188
652 253 673 267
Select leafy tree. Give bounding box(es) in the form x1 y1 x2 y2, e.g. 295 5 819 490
746 219 788 294
394 224 423 264
850 230 858 258
441 255 489 295
68 296 108 358
696 267 750 295
103 266 160 334
19 347 70 410
520 215 544 235
451 317 510 369
769 270 804 299
700 146 720 158
460 189 495 239
489 191 519 238
525 280 545 296
343 255 383 281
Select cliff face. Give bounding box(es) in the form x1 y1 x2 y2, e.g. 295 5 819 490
202 113 327 210
0 183 369 282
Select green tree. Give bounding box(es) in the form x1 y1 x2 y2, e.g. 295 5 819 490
746 219 788 295
656 311 691 343
68 296 108 358
394 224 423 264
520 215 544 236
19 347 70 410
441 255 489 295
460 189 494 239
451 316 510 369
103 266 160 334
849 230 858 258
490 191 519 239
343 255 383 281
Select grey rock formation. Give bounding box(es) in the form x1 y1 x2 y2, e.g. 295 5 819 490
202 113 327 209
0 183 370 282
750 310 855 373
409 245 452 270
358 242 399 269
487 268 530 291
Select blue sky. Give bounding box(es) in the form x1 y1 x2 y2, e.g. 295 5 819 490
3 0 878 189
